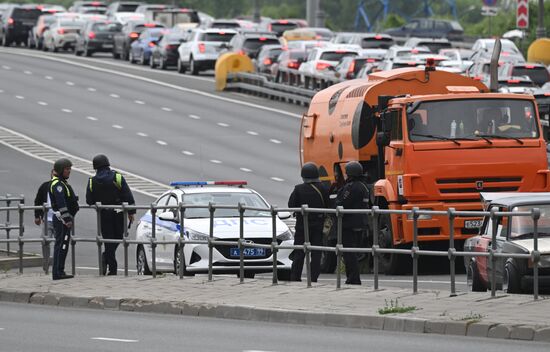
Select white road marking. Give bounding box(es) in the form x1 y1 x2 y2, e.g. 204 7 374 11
161 107 173 112
247 131 259 136
156 140 167 146
15 95 24 100
45 75 53 80
217 122 229 127
66 81 75 86
37 101 48 106
189 114 200 120
87 87 96 92
269 139 282 144
86 116 98 121
0 328 4 330
112 124 123 129
210 159 222 164
134 100 145 105
0 50 301 118
2 65 11 70
240 168 252 173
91 337 138 343
182 150 194 156
0 89 3 93
110 93 120 98
137 132 148 137
61 108 72 113
23 70 32 75
270 177 285 182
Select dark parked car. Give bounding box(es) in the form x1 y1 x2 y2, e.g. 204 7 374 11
75 20 122 57
385 18 463 41
149 30 186 69
112 20 164 60
0 4 42 46
255 44 283 73
129 27 164 65
226 31 280 59
465 193 550 294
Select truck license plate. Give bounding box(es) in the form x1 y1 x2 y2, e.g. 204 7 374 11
464 220 482 229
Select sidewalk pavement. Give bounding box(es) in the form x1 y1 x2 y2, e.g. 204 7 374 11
0 273 549 343
0 250 43 270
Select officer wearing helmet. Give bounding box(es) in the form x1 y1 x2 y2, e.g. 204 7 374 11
288 162 329 282
49 158 79 280
336 161 370 285
86 154 135 275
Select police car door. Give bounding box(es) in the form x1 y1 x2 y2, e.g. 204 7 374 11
157 194 180 264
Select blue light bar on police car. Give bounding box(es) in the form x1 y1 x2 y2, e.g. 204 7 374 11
170 181 248 187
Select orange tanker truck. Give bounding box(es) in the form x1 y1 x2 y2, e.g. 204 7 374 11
301 60 550 274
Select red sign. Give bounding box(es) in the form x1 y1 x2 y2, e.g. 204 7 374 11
516 0 529 29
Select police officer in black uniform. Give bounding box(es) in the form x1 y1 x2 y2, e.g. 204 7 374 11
336 161 370 285
288 162 329 282
86 155 135 276
49 158 79 280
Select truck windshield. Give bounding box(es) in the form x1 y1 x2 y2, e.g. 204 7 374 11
407 99 539 142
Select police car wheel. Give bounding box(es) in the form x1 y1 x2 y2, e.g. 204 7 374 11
136 246 152 275
174 246 194 276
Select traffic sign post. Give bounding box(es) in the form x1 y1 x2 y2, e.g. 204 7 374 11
516 0 529 29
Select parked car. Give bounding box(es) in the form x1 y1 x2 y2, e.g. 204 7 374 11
0 4 42 47
112 20 164 60
129 26 165 65
105 1 144 17
149 30 186 69
470 38 525 63
255 44 283 73
27 13 56 49
403 37 451 53
348 32 394 49
299 46 359 75
75 20 121 57
135 181 293 279
263 19 299 37
271 48 307 78
499 62 550 87
465 193 550 294
384 18 463 41
177 28 237 75
42 18 84 52
383 45 430 61
225 31 280 59
438 48 474 73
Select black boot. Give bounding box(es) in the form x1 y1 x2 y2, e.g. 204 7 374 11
101 253 107 276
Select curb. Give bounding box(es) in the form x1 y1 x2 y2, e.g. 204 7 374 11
0 251 43 270
0 288 549 343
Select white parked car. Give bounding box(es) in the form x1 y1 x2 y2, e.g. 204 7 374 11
438 48 474 73
111 11 144 25
42 18 84 52
298 45 359 75
177 28 237 75
382 45 430 61
135 181 293 279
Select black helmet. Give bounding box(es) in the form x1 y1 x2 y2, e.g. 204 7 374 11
92 154 110 170
301 162 319 183
53 158 72 177
345 161 363 178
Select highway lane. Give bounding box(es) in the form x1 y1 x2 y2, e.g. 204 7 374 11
0 48 303 206
2 302 549 352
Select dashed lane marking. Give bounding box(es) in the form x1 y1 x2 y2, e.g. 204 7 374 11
15 95 24 100
182 150 194 156
269 139 282 144
217 122 229 127
210 159 222 164
66 81 75 86
61 108 72 113
0 89 3 93
247 131 259 136
270 177 284 182
45 75 53 80
189 114 200 120
87 87 96 92
86 116 98 121
112 124 123 129
91 337 138 343
23 70 32 75
2 65 11 70
0 125 167 198
37 101 48 106
134 100 145 105
137 132 148 137
110 93 120 98
161 107 172 112
240 168 252 172
156 140 167 146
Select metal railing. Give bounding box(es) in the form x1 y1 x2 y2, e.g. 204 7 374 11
0 195 24 255
0 198 547 300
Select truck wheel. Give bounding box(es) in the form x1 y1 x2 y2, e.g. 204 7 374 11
320 238 337 273
503 261 521 294
378 213 410 275
467 260 486 292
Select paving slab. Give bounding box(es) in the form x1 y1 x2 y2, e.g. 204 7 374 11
0 273 548 343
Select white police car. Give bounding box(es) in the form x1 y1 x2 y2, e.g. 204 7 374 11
135 181 293 279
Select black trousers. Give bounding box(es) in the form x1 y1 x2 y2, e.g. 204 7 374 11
342 229 361 284
52 218 71 279
290 226 322 282
101 210 124 274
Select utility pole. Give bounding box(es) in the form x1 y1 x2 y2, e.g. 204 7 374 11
315 0 325 27
307 0 317 27
253 0 261 24
536 0 546 38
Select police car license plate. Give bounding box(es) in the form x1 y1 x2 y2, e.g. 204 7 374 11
464 220 482 229
230 248 265 257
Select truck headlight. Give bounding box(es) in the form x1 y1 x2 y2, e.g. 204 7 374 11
276 230 293 241
407 209 433 220
185 229 210 241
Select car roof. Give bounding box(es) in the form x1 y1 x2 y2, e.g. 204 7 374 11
169 186 255 196
481 192 550 207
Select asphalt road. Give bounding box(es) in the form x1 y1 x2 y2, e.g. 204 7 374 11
1 302 548 352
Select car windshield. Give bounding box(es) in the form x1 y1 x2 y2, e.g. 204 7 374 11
182 192 270 218
92 22 121 32
509 205 550 238
408 98 539 142
243 38 279 50
320 51 356 61
13 8 42 19
511 67 550 87
361 38 393 49
201 32 235 42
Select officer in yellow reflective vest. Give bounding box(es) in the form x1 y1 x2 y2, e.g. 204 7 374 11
49 158 79 280
86 155 135 275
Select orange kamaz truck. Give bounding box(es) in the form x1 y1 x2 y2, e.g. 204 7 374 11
301 63 550 274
